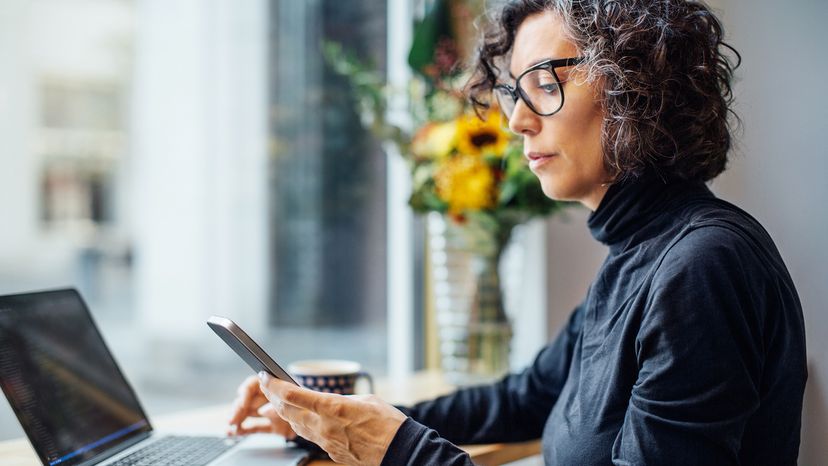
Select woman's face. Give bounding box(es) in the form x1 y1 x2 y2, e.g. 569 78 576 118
507 11 609 210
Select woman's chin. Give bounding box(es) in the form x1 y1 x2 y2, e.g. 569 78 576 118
540 180 568 202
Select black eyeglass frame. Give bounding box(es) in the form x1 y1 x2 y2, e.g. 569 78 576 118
494 57 585 117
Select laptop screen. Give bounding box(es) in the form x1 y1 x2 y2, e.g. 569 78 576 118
0 289 152 466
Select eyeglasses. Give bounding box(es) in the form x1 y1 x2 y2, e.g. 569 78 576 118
493 57 584 119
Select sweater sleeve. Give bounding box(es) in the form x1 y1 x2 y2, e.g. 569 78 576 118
612 226 766 465
381 305 584 465
380 418 474 466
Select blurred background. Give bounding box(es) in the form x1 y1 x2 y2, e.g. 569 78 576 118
0 0 826 464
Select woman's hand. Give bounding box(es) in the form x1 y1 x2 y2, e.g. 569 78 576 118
227 375 296 439
258 372 407 466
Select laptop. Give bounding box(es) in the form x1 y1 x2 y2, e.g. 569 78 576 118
0 288 309 466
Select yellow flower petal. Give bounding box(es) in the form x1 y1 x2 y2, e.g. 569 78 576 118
411 121 458 160
434 153 497 214
456 109 511 157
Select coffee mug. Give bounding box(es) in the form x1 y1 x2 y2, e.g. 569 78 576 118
288 359 374 395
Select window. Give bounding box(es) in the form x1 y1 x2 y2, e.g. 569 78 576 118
0 0 397 440
268 1 388 351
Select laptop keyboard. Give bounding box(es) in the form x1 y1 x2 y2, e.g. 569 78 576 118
110 435 237 466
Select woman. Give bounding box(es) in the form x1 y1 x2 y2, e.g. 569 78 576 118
229 1 807 464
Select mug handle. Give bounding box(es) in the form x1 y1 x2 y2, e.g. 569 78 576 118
356 371 374 394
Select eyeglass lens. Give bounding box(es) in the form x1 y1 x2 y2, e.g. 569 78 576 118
495 68 563 119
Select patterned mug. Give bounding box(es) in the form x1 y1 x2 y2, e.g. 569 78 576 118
287 359 374 395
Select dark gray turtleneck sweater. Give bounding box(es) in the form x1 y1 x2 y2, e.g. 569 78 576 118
381 174 807 465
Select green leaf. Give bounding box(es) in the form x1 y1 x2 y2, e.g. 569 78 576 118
498 179 518 205
408 0 453 78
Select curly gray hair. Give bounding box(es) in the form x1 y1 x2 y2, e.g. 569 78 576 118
466 0 741 182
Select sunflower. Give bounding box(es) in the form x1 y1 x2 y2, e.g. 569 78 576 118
434 153 496 214
456 109 510 157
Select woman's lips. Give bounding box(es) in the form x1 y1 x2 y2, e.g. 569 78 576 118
526 152 557 171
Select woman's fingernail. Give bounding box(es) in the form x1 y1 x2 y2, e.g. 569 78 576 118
258 371 267 382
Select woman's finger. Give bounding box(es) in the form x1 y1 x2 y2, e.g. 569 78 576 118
228 375 266 425
273 401 321 442
274 401 317 428
228 399 253 426
232 424 276 436
256 402 298 439
259 373 335 414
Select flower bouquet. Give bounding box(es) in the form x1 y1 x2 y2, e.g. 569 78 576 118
324 0 569 382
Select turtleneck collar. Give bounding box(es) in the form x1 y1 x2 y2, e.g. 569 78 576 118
587 172 712 246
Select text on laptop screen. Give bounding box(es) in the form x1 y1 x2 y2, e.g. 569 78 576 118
0 289 151 465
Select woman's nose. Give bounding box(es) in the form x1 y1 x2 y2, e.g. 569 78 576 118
507 99 540 136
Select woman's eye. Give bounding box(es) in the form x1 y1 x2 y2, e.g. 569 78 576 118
538 83 559 94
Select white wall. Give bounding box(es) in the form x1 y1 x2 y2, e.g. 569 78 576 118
544 210 606 337
131 0 269 338
503 220 551 370
0 0 132 291
0 0 37 268
387 0 416 380
543 1 828 462
711 1 828 463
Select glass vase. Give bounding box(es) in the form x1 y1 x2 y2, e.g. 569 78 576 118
428 212 519 385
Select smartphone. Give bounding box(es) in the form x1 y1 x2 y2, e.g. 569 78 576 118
207 315 299 386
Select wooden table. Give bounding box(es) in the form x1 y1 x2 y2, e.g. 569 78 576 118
0 371 540 465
